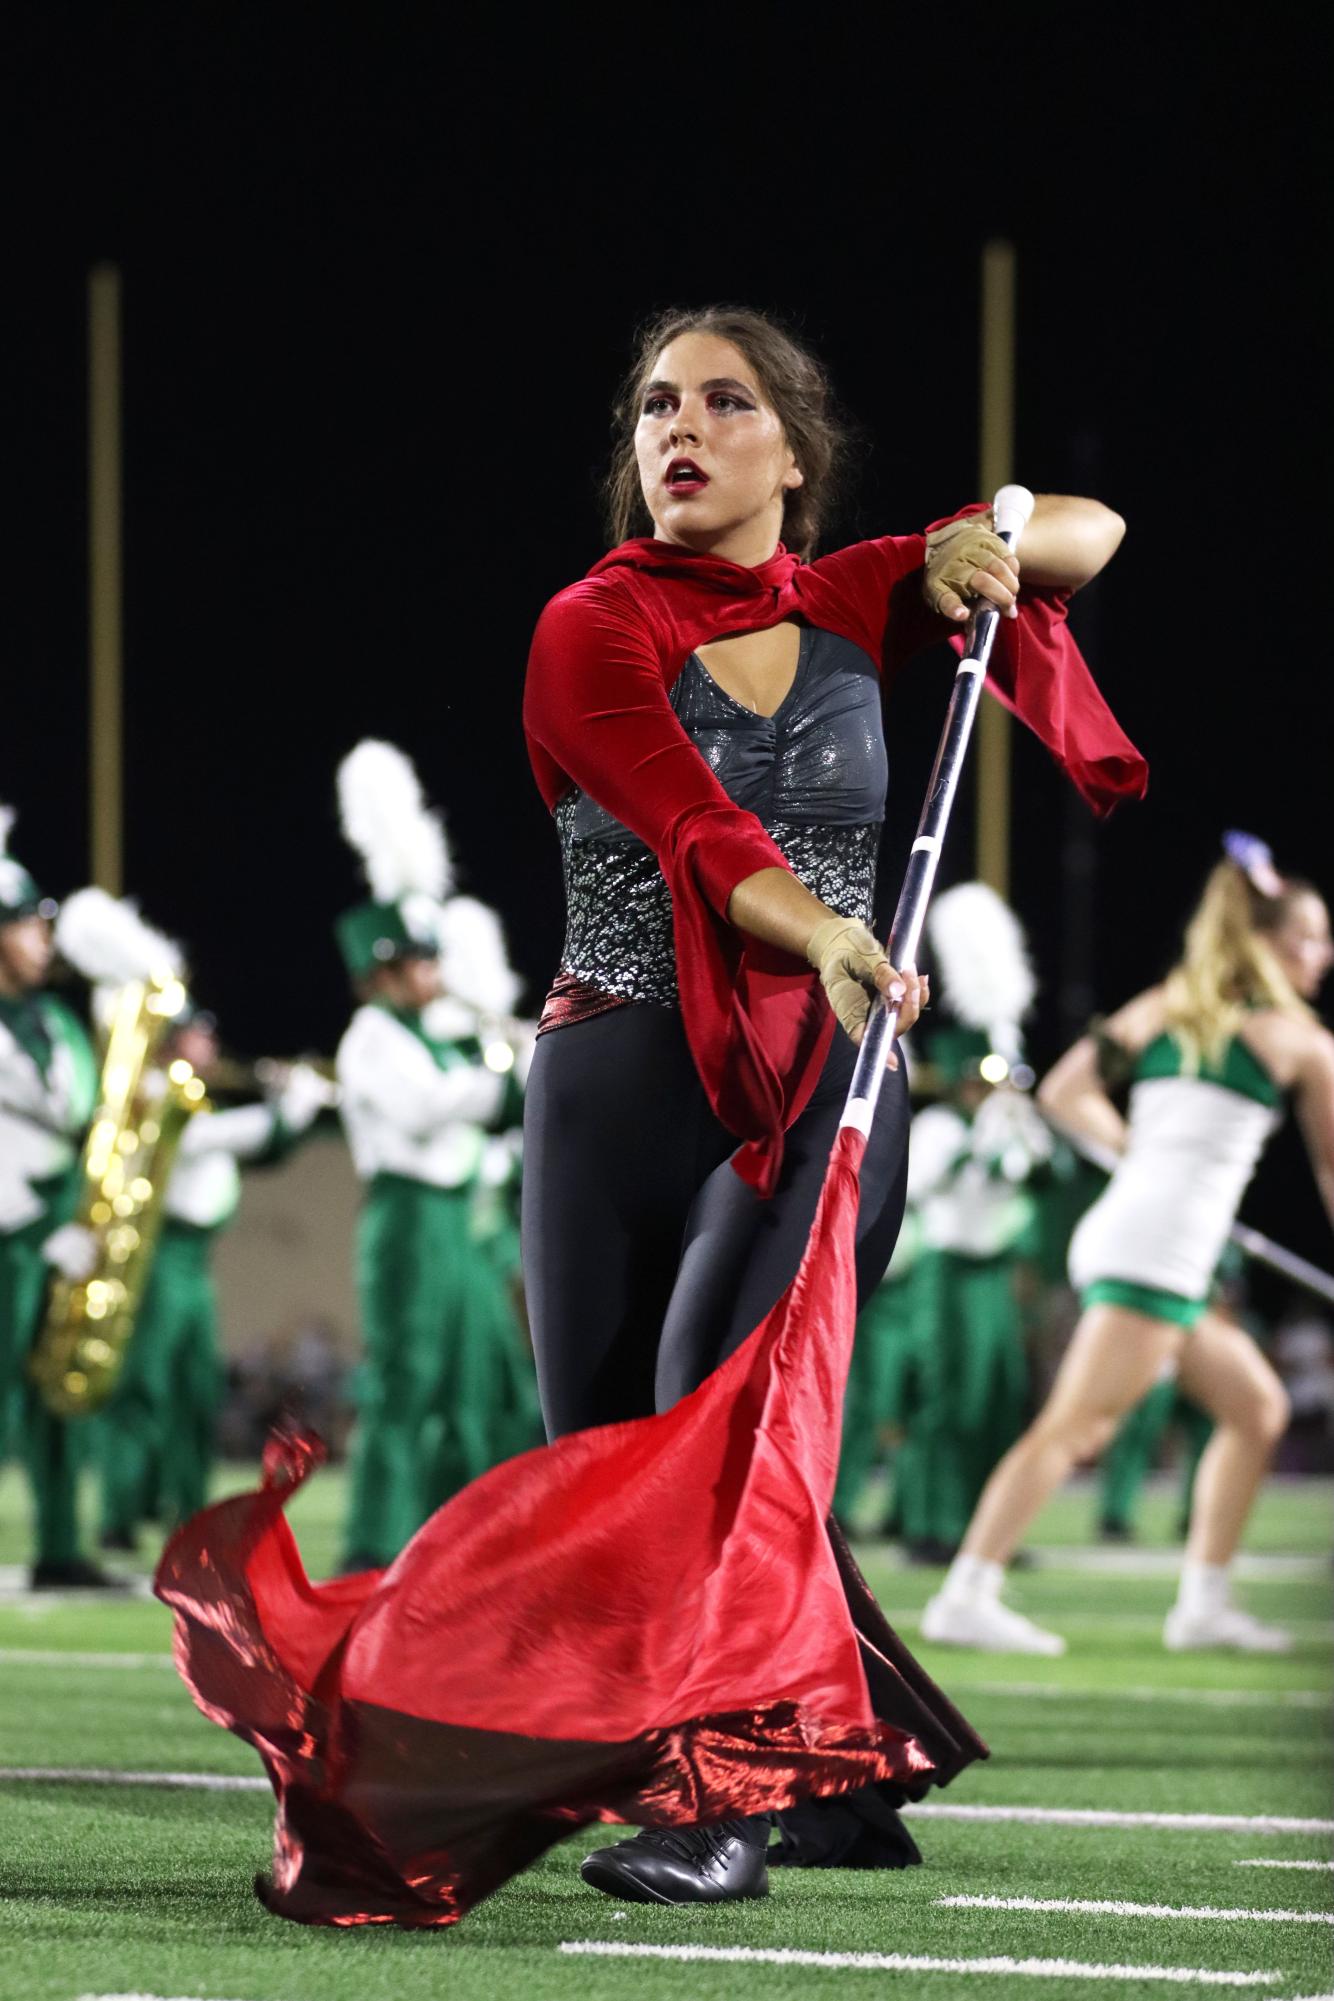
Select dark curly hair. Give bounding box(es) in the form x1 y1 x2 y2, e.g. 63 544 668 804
604 305 852 561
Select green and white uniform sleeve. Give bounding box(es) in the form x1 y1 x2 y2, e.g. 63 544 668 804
336 1005 505 1188
0 999 99 1232
165 1065 334 1231
166 1104 273 1230
917 1097 1043 1262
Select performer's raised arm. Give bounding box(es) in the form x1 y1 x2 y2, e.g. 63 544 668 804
919 491 1124 623
1005 493 1126 595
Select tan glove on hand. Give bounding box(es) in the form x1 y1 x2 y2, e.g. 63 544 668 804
924 510 1019 621
806 916 925 1047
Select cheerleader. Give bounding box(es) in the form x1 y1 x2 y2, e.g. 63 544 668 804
924 836 1334 1654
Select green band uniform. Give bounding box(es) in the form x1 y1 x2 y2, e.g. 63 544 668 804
0 991 100 1565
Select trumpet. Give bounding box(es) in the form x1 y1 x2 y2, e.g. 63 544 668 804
204 1052 341 1102
29 973 207 1418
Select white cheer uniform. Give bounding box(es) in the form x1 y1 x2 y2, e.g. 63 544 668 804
1068 1031 1281 1309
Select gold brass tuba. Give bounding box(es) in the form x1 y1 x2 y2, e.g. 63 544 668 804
30 972 207 1418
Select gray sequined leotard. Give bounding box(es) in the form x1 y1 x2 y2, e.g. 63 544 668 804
548 625 887 1016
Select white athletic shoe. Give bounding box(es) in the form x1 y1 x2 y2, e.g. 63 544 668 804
1163 1602 1293 1654
921 1589 1067 1656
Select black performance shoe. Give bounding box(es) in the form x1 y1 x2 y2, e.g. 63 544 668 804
581 1822 769 1905
29 1557 130 1592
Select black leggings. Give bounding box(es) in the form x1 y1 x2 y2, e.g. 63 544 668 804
522 1004 910 1441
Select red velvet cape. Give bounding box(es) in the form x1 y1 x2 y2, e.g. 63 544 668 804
524 520 1146 1190
157 1127 984 1929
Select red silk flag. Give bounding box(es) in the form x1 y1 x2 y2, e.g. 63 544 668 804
156 1124 985 1929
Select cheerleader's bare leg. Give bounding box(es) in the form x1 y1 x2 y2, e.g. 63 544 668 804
1164 1309 1292 1651
922 1304 1183 1654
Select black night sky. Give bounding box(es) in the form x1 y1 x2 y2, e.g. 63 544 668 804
8 13 1331 1277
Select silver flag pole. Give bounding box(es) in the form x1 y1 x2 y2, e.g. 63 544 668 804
841 484 1036 1137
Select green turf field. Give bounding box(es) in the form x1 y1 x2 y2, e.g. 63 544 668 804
0 1466 1330 2001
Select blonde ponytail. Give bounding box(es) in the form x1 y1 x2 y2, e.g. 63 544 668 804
1163 861 1315 1069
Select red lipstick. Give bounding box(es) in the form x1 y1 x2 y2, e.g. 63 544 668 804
665 457 709 495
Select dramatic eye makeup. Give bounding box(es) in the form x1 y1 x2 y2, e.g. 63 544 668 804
641 376 759 415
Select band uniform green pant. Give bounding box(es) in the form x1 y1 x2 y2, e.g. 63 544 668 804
0 1194 85 1567
98 1221 223 1538
344 1173 523 1570
833 1269 920 1525
894 1247 1030 1552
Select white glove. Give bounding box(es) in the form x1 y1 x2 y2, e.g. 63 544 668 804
0 1186 44 1233
277 1063 339 1133
971 1088 1055 1179
479 1129 524 1187
42 1223 100 1282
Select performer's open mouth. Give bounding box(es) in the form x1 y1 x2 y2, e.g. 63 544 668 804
665 457 709 495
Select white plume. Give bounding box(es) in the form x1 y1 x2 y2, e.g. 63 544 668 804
0 804 23 905
927 881 1036 1060
337 740 453 904
55 887 183 985
437 895 522 1015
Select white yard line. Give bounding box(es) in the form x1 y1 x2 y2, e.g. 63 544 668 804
1234 1859 1334 1871
0 1566 152 1604
558 1942 1279 1986
0 1647 175 1670
907 1805 1334 1836
966 1681 1330 1712
0 1767 266 1791
0 1650 1327 1720
940 1894 1334 1925
1021 1550 1325 1582
5 1649 1326 1724
2 1770 1329 1841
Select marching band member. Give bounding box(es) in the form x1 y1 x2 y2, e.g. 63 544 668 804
93 1002 336 1548
0 810 111 1588
831 1176 927 1533
334 741 528 1572
891 884 1051 1562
